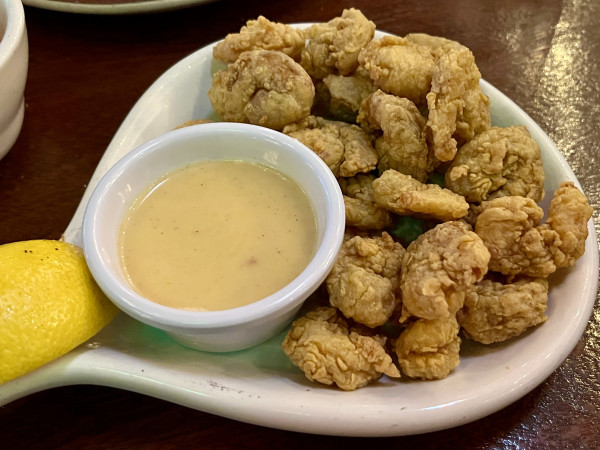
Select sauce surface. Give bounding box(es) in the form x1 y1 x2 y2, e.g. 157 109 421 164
119 160 317 311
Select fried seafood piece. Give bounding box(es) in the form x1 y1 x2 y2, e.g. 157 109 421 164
357 90 431 181
208 50 314 130
321 67 378 122
281 306 401 391
426 46 487 162
212 16 305 63
395 316 461 380
404 33 465 52
457 277 549 344
403 33 491 146
301 8 376 79
372 169 469 221
358 36 436 105
283 115 378 177
326 232 405 327
474 182 593 277
445 126 545 203
401 221 490 320
339 174 393 230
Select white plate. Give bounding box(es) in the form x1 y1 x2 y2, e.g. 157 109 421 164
0 29 597 437
22 0 214 15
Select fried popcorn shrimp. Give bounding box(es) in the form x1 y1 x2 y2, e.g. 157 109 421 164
404 33 465 52
445 126 545 203
322 67 377 122
208 50 314 130
372 169 469 221
458 277 549 344
395 317 461 380
283 115 378 177
475 182 593 277
455 85 491 144
426 46 485 162
281 307 400 391
401 221 490 320
339 174 393 230
301 8 376 79
212 16 305 63
326 232 405 327
543 181 593 268
403 33 491 145
357 90 430 181
358 36 436 105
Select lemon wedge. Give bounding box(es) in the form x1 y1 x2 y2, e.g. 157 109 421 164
0 240 118 384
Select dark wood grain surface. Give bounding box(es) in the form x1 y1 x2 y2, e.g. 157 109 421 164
1 0 599 447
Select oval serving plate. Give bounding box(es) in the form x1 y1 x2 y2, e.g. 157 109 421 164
0 28 597 437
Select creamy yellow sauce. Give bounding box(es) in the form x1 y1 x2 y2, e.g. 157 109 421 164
119 160 317 311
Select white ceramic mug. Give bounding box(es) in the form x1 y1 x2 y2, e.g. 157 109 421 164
0 0 28 161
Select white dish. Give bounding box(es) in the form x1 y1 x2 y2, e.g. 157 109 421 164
22 0 214 15
0 28 597 437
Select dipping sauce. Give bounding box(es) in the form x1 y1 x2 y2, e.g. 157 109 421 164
119 160 317 311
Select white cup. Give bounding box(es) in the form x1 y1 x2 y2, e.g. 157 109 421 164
0 0 28 161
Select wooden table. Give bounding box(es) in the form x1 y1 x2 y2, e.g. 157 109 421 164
1 0 599 446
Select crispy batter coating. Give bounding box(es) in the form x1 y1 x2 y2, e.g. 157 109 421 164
358 36 436 105
322 67 378 122
475 182 593 277
395 317 461 380
283 115 378 177
213 16 305 63
301 8 376 79
326 232 404 327
544 181 593 268
404 33 465 52
339 174 393 230
426 46 485 162
401 221 490 320
208 50 314 130
357 90 430 181
445 126 545 203
455 85 491 145
281 307 400 390
373 169 469 221
458 277 549 344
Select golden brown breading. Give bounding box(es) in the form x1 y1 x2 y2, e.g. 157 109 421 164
543 181 593 268
301 8 376 79
358 36 436 105
212 16 305 63
343 196 394 230
208 50 314 130
400 221 490 320
283 115 378 177
372 169 469 221
357 90 431 181
445 126 545 203
458 277 549 344
426 46 484 162
455 84 491 144
339 174 393 230
404 33 491 144
474 182 593 277
326 232 404 327
322 67 378 122
281 306 400 391
404 33 465 52
395 316 461 380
